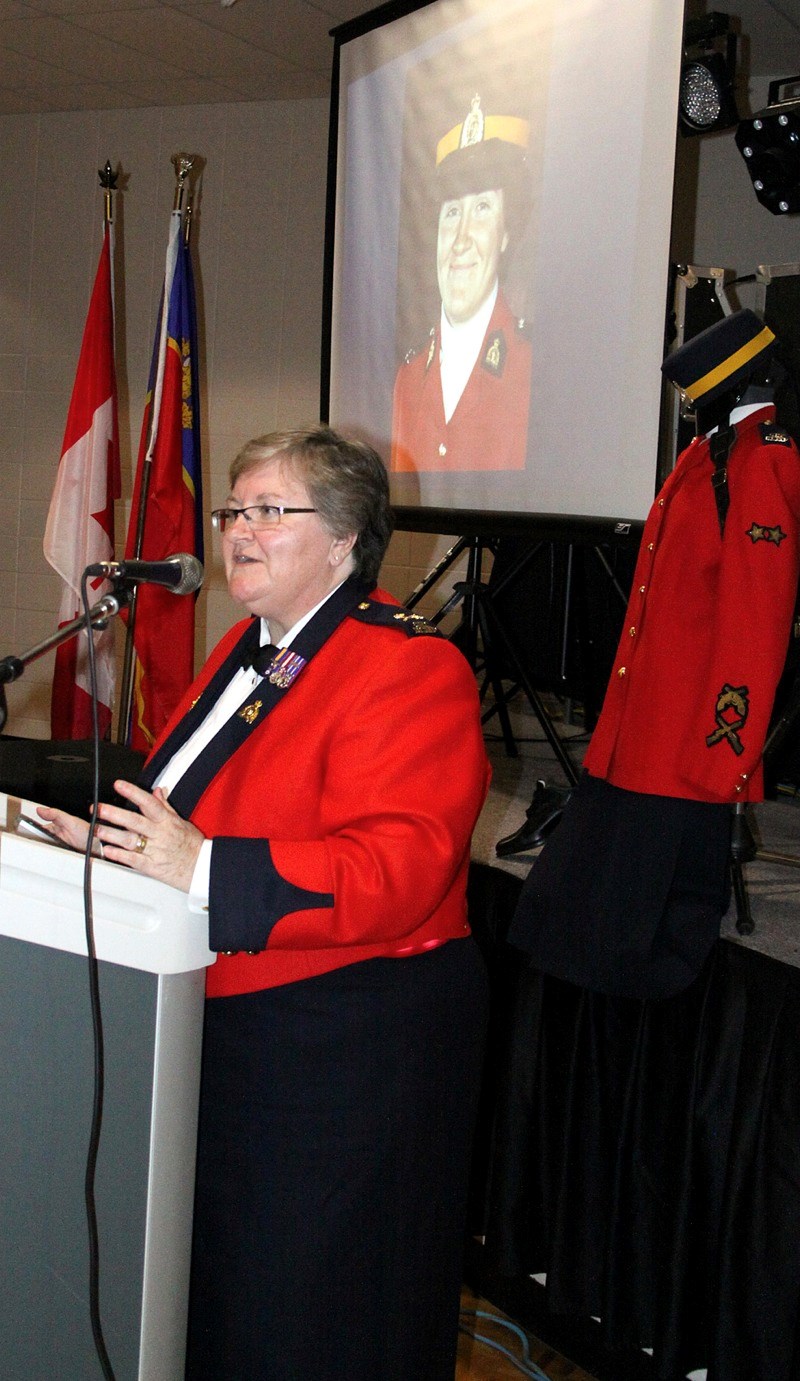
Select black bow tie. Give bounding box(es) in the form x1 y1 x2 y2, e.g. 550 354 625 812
241 642 279 676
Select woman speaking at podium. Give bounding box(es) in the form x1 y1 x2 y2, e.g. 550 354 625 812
39 426 490 1380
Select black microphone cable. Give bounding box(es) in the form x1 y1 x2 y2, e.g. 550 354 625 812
79 569 117 1381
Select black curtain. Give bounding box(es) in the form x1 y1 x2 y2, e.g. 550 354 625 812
468 862 800 1381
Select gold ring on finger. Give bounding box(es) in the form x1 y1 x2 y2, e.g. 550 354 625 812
134 833 148 854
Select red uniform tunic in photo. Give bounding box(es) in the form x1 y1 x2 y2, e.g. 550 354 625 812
390 291 532 472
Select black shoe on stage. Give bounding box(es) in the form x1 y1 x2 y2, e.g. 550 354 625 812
495 779 573 858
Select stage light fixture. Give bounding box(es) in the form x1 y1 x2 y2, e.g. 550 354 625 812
679 12 739 135
736 77 800 215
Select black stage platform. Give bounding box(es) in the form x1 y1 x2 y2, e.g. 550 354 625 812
466 861 800 1381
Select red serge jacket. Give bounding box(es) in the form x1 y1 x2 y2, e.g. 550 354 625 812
584 408 800 803
390 291 532 473
144 590 491 997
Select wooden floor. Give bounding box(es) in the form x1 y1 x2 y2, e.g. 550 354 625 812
456 1288 598 1380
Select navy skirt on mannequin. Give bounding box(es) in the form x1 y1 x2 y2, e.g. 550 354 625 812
508 774 732 1000
185 937 488 1380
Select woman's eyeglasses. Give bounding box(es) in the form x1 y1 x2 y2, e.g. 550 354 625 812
211 504 318 533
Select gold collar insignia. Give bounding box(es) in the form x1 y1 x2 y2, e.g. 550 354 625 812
238 699 263 725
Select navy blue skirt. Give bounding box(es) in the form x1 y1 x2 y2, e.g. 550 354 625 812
508 774 732 999
185 938 488 1379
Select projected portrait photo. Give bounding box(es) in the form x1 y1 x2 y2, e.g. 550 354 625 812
391 96 531 472
389 38 550 476
327 0 685 522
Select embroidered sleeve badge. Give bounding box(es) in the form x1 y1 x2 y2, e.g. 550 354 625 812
706 683 750 755
746 522 787 546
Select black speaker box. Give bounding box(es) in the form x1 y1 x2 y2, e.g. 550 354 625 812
0 737 146 820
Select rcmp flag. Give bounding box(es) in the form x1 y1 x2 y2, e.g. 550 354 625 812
125 208 203 751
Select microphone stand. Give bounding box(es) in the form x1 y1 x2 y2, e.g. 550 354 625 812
0 588 131 734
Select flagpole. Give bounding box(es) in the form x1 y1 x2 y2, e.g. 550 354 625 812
117 155 194 743
44 164 121 743
100 160 115 226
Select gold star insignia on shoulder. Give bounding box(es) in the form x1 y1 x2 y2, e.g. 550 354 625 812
351 601 442 638
392 610 438 634
746 521 787 546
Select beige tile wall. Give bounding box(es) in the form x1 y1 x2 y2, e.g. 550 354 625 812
1 78 792 742
0 99 466 740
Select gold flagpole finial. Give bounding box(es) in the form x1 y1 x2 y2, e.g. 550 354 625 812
172 153 195 212
98 160 118 225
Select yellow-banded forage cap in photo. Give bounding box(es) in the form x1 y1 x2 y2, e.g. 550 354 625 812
661 308 776 408
435 93 530 205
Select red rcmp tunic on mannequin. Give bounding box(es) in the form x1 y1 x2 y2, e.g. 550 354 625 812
390 291 532 473
584 406 800 803
509 406 800 999
145 589 491 997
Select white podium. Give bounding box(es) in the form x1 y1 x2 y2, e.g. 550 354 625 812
0 794 214 1381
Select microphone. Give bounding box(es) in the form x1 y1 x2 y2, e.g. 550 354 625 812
85 553 204 595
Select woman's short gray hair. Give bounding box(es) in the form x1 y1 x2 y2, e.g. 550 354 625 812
229 426 393 585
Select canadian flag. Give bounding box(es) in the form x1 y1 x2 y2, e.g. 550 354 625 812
44 223 120 739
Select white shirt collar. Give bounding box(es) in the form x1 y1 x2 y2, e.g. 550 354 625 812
706 401 773 436
439 283 499 423
260 573 353 649
154 576 356 798
439 281 498 360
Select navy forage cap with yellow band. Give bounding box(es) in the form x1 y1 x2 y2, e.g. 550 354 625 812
435 93 530 209
661 308 776 409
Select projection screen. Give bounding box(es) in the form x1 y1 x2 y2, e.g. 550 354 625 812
324 0 685 527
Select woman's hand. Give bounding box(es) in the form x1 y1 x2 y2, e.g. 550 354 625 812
93 780 205 893
36 804 93 853
39 781 206 893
